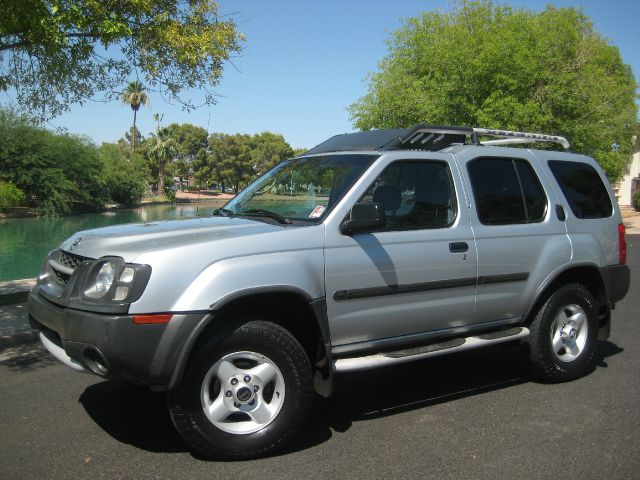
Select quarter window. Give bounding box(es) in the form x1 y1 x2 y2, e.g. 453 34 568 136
468 157 547 225
360 161 457 231
548 160 612 219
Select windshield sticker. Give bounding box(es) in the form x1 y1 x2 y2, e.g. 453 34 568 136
309 205 326 218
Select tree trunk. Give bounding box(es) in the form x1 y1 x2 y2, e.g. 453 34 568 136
132 109 137 158
158 160 165 196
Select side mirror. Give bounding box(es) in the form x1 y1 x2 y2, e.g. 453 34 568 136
340 202 386 235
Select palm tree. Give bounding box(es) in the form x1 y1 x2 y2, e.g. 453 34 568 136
150 127 178 196
120 81 149 157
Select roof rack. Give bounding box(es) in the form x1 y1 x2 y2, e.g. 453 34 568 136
472 128 570 150
303 124 570 155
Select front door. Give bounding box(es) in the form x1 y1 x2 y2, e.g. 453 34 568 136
324 156 477 352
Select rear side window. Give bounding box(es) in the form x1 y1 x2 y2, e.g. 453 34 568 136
548 160 612 219
468 157 547 225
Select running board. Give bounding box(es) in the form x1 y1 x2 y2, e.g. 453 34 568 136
333 327 530 372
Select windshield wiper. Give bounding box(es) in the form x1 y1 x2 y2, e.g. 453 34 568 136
240 209 292 224
213 208 235 217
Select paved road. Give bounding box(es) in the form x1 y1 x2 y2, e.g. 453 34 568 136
1 237 639 480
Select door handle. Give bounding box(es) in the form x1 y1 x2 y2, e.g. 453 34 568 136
449 242 469 253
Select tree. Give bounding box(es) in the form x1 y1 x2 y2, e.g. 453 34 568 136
149 127 178 196
195 132 295 193
1 0 244 121
0 106 107 215
100 143 149 206
250 132 294 176
166 123 209 189
348 1 638 180
120 81 149 157
212 133 253 193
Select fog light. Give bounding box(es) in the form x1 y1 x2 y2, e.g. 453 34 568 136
120 267 135 283
114 286 129 301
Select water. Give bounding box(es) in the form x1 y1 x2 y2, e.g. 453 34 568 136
0 204 224 281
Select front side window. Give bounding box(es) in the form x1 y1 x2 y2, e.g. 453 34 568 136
548 160 612 219
360 160 457 231
468 157 547 225
223 154 377 222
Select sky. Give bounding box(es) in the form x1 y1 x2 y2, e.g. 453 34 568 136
4 0 639 150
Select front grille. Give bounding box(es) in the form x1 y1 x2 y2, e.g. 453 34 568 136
58 251 85 270
49 250 91 286
53 268 70 284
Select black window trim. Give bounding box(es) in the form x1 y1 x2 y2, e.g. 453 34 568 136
467 155 549 226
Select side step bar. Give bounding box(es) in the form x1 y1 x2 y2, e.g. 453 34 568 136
333 327 530 373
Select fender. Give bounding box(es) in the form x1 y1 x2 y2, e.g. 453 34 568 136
523 261 605 321
170 249 325 312
166 287 331 391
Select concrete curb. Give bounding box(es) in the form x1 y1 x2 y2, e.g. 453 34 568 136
0 278 38 351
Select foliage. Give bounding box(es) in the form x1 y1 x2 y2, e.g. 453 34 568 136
148 127 178 196
166 123 208 188
120 81 149 155
195 132 294 192
164 185 177 202
293 148 308 157
348 0 638 180
100 143 148 206
1 0 245 120
0 180 24 210
633 191 640 212
250 132 295 176
0 106 107 215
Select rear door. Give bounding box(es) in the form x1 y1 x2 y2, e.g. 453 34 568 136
456 149 571 324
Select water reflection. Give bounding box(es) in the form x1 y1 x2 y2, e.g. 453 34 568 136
0 204 221 281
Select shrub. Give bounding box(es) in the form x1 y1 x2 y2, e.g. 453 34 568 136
0 181 24 210
633 191 640 211
100 144 148 207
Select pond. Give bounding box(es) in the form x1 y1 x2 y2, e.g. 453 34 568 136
0 204 224 282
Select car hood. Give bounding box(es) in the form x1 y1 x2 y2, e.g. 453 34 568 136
60 217 286 262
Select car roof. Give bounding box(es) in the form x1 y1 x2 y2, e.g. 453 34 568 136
303 124 571 156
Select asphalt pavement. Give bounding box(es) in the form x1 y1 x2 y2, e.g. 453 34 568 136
0 238 639 479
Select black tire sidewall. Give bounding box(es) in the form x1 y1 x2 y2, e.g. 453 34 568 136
529 284 598 381
169 321 313 458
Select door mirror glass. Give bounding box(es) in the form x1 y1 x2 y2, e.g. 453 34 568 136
340 202 386 235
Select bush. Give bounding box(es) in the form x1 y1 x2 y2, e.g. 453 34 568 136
633 191 640 211
0 107 108 215
100 144 149 207
0 181 24 210
165 187 177 202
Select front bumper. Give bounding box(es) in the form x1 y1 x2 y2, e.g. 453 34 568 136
28 287 203 390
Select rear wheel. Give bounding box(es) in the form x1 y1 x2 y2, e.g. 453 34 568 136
168 320 314 459
526 283 598 382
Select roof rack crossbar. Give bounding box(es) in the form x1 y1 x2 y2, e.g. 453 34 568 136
473 128 570 150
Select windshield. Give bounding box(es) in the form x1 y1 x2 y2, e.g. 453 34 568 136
223 154 377 223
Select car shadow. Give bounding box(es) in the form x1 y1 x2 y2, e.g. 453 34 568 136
79 340 623 459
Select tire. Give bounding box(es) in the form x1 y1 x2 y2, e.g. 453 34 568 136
526 283 598 382
167 320 314 460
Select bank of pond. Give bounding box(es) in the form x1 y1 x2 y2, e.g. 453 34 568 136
0 204 223 282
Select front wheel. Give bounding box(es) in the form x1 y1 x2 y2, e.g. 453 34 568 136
168 320 314 459
526 283 598 382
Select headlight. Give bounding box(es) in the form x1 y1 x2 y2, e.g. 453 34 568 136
81 257 151 304
85 261 117 298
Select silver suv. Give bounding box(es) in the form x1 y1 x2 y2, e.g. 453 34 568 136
28 125 630 459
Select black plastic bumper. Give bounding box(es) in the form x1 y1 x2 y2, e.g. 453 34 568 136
600 264 631 305
28 288 204 390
